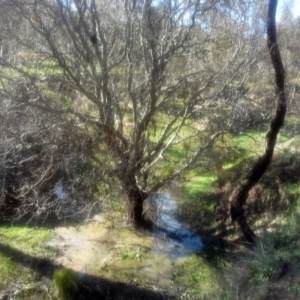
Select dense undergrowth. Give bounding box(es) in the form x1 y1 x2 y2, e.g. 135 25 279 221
171 212 300 299
1 120 300 299
171 120 300 299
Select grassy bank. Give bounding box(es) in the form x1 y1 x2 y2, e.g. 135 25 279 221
0 123 299 299
0 226 54 298
227 213 300 299
173 253 230 299
171 122 300 299
175 212 300 300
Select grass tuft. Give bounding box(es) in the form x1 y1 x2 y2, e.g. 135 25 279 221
53 269 78 300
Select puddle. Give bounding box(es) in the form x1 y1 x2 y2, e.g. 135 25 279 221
48 192 202 291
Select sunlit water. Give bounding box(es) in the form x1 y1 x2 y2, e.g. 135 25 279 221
153 192 203 260
49 184 203 289
54 181 75 215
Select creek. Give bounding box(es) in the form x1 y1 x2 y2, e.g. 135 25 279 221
153 192 203 260
48 188 203 291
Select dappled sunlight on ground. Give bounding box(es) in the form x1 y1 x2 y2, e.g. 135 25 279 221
47 193 204 293
47 214 176 291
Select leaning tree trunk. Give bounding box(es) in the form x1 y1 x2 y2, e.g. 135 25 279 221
229 0 286 244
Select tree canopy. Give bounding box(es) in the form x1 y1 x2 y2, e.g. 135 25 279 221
0 0 290 229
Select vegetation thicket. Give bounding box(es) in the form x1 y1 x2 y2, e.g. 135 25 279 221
0 0 270 229
0 0 300 299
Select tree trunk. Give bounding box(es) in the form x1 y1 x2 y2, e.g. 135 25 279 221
229 0 286 244
128 187 152 230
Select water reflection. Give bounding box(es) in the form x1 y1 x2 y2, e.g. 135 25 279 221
48 191 203 291
54 181 203 259
153 193 203 260
54 181 67 200
54 181 75 216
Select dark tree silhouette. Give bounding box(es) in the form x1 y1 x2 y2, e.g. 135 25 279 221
229 0 286 244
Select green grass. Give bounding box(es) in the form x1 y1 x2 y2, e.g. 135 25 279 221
229 129 290 157
173 254 230 299
53 269 78 300
180 174 218 213
175 174 219 229
284 183 300 210
117 245 151 261
184 175 215 197
231 131 266 153
0 226 54 289
118 249 139 261
291 283 300 294
165 145 187 160
0 226 53 254
0 253 17 289
178 208 300 299
282 117 300 137
228 214 300 299
1 60 62 79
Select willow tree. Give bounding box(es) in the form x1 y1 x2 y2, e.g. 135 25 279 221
0 0 260 228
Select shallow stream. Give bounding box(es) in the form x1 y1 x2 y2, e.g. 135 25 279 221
48 191 203 290
153 192 203 260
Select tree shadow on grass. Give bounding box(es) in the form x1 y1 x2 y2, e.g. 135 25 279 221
0 243 175 300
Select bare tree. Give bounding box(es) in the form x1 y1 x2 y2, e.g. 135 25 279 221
0 0 265 228
0 94 102 223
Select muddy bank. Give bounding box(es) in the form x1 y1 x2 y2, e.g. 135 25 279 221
48 214 177 292
47 193 203 296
